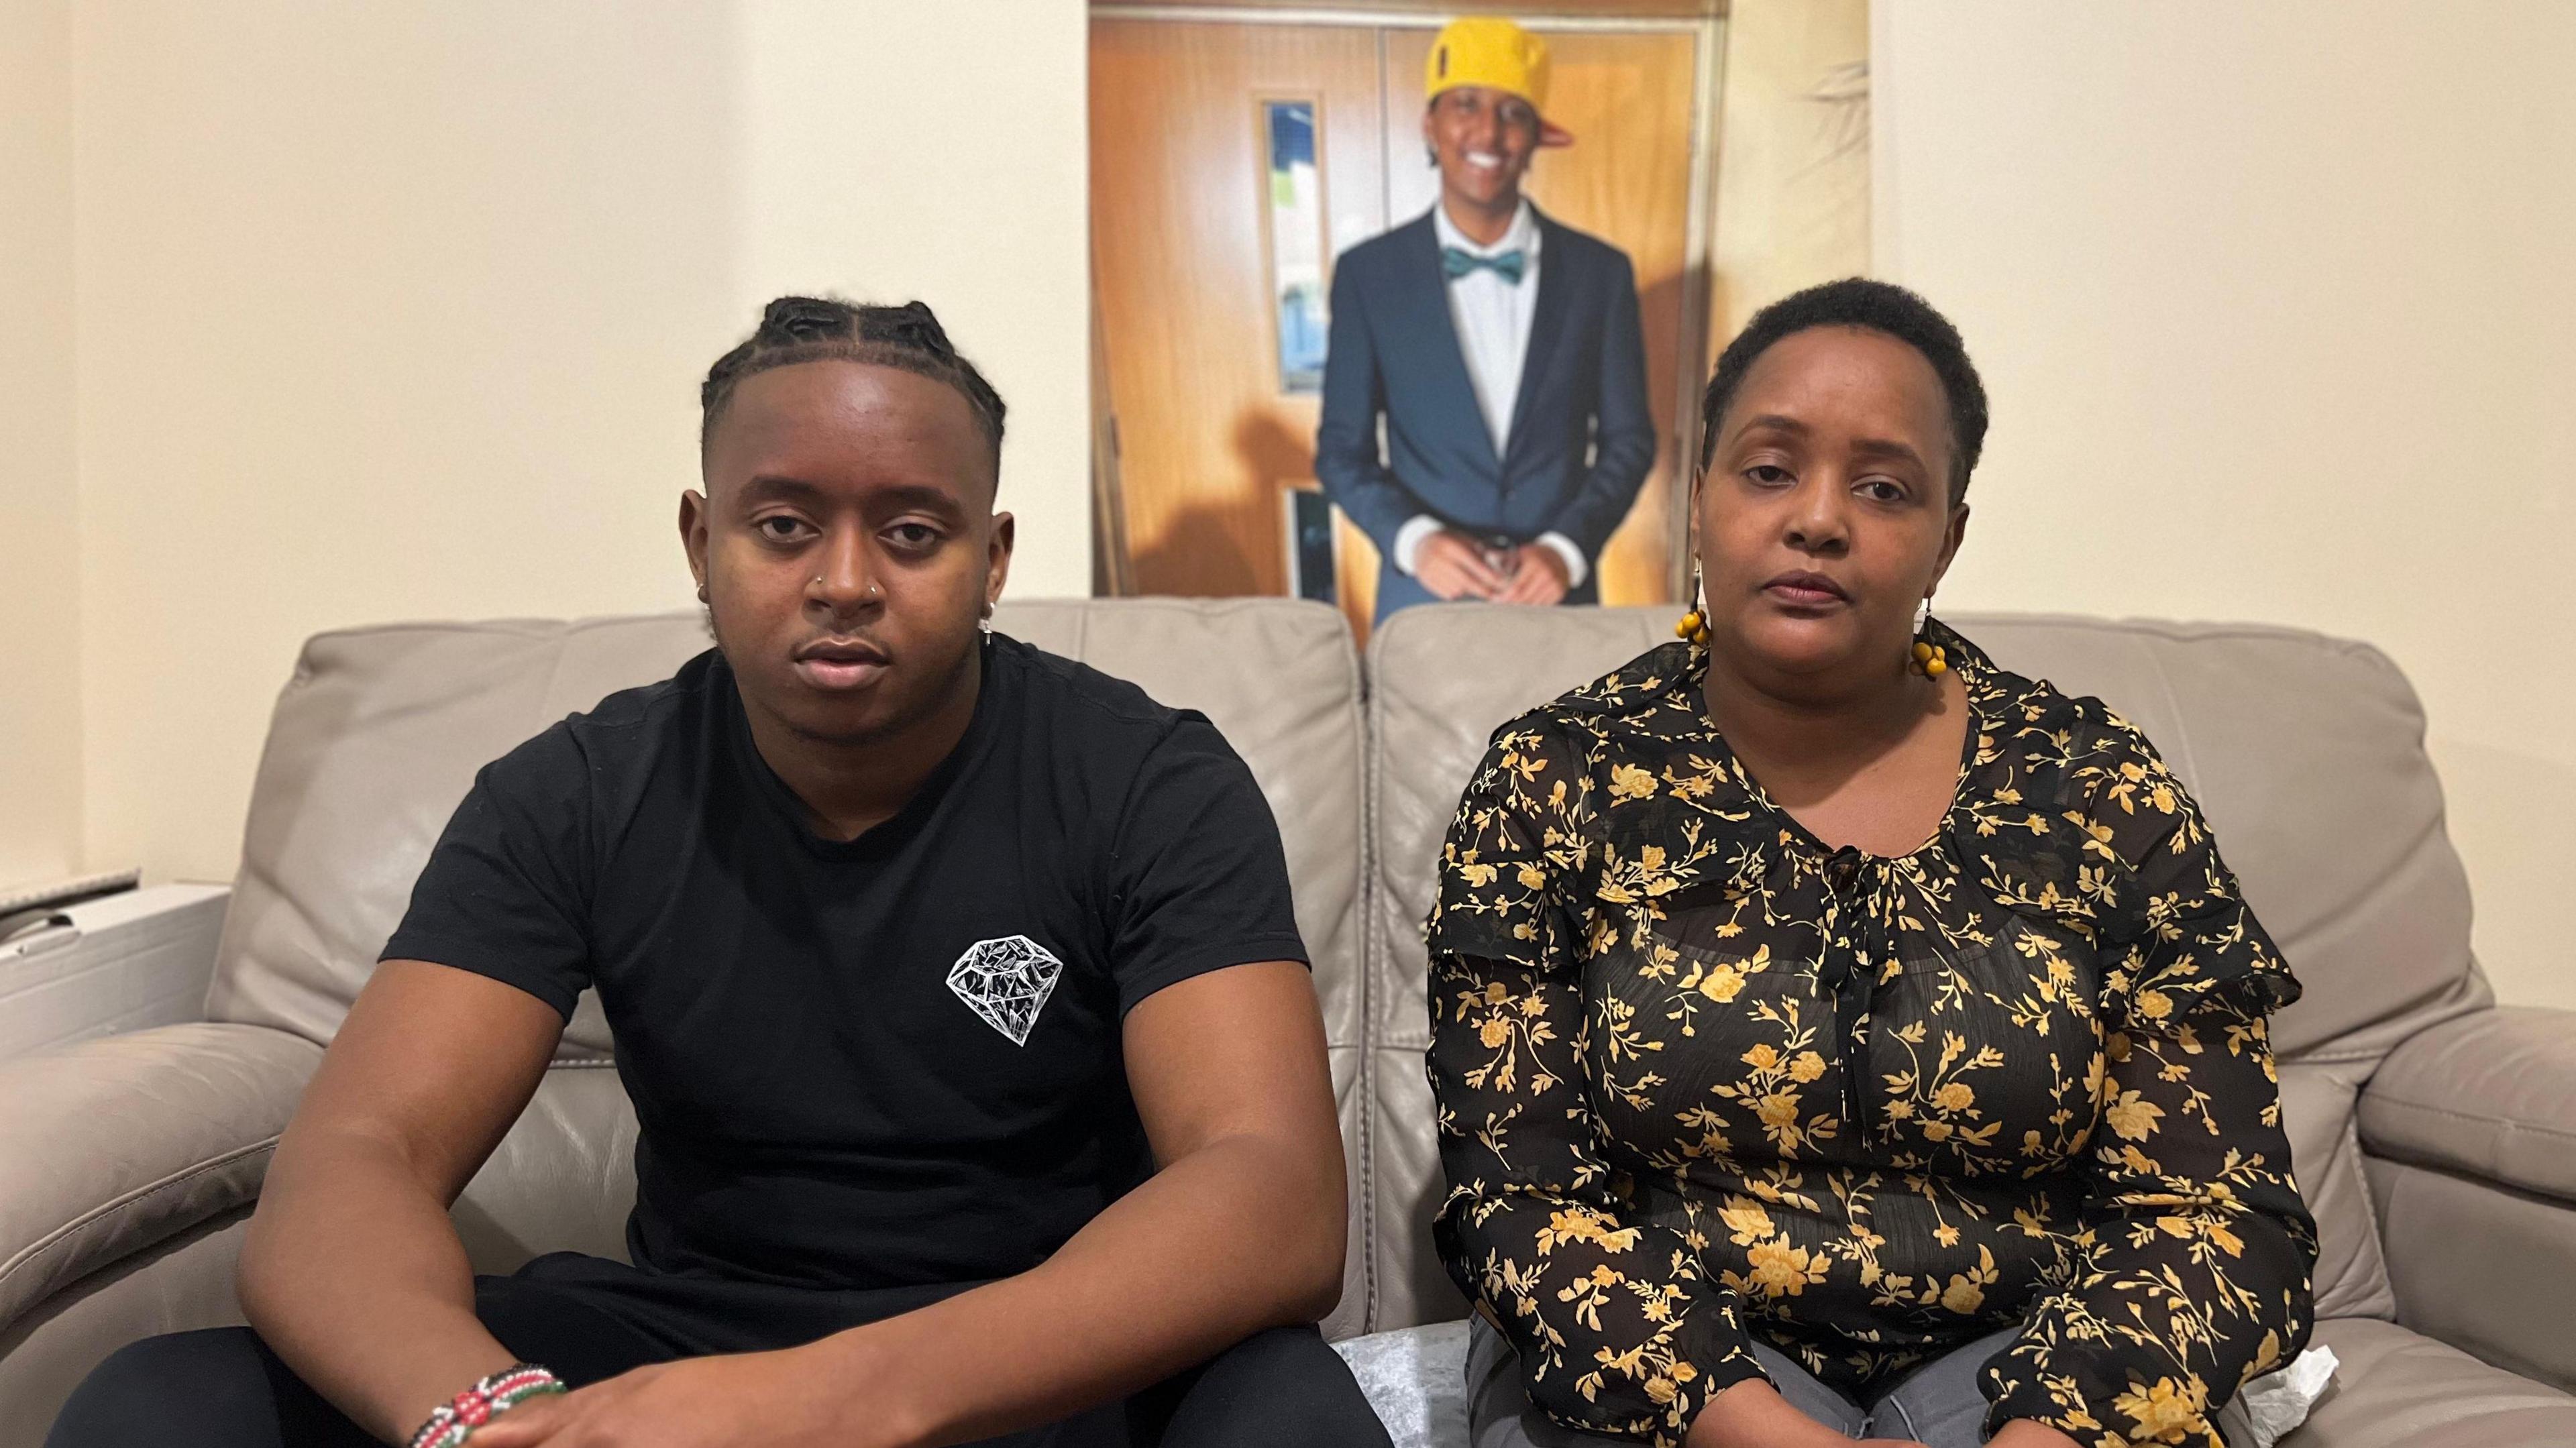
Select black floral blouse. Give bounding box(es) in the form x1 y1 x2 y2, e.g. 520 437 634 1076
1426 621 2315 1448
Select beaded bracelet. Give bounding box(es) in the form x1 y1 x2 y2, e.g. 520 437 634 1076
407 1363 566 1448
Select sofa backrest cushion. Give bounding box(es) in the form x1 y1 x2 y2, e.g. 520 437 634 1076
210 599 1363 1047
1360 606 2487 1332
208 614 708 1053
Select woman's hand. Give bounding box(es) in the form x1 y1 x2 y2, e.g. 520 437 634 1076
1684 1377 1923 1448
1988 1419 2086 1448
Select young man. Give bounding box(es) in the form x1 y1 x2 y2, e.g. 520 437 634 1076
1316 16 1656 624
52 299 1389 1448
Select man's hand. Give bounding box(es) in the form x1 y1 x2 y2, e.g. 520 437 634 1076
1493 543 1571 606
1414 528 1509 600
1684 1378 1924 1448
1989 1418 2087 1448
470 1348 875 1448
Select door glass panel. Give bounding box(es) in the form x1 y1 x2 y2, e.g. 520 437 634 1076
1264 99 1328 393
1285 487 1337 604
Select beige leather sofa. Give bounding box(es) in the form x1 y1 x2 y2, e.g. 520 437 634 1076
3 600 2571 1447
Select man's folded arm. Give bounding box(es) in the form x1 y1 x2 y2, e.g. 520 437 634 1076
241 729 594 1441
237 959 566 1445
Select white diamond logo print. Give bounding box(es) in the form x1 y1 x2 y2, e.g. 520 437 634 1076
946 936 1065 1046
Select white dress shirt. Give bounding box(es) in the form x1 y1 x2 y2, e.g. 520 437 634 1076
1391 201 1589 590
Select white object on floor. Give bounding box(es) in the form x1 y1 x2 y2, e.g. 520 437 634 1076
1331 1321 2337 1448
1332 1319 1471 1448
2240 1346 2339 1448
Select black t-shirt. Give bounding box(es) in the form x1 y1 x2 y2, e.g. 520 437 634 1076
383 633 1307 1291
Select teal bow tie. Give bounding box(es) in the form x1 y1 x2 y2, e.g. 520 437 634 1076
1442 246 1527 284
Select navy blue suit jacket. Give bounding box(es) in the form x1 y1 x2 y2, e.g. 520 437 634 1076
1315 207 1654 619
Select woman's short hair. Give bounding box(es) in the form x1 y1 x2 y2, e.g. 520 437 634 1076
700 296 1007 467
1697 278 1988 504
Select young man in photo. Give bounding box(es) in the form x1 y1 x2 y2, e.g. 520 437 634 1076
1317 16 1656 624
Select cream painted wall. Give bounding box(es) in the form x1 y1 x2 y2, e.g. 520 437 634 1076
1873 2 2576 1007
0 0 80 892
69 1 1089 888
1707 0 1870 353
738 1 1089 598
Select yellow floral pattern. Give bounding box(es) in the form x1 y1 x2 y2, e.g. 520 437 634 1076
1426 622 2315 1447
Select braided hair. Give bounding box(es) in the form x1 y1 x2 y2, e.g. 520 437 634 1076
700 296 1007 467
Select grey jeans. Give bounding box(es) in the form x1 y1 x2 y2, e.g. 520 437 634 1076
1466 1317 2253 1447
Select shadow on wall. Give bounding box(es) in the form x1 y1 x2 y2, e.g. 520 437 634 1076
1122 408 1303 600
1129 502 1262 601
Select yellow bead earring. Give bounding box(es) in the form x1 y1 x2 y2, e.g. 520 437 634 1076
1910 599 1947 676
1675 566 1712 647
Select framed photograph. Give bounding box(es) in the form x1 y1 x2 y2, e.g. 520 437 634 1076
1090 7 1729 638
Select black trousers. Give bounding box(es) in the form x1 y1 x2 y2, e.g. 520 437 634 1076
48 1252 1393 1448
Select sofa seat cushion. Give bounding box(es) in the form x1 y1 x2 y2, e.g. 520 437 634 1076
2288 1317 2576 1448
1336 1318 2576 1448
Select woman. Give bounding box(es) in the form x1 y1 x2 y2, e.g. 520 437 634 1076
1428 279 2313 1448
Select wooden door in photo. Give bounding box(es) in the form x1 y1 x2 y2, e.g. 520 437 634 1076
1090 19 1385 610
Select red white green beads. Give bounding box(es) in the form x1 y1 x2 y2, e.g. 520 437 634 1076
407 1363 566 1448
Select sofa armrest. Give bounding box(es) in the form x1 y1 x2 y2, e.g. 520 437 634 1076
2359 1005 2576 1202
2359 1006 2576 1390
0 1022 321 1333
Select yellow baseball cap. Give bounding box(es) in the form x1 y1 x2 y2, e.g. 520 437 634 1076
1426 17 1574 148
